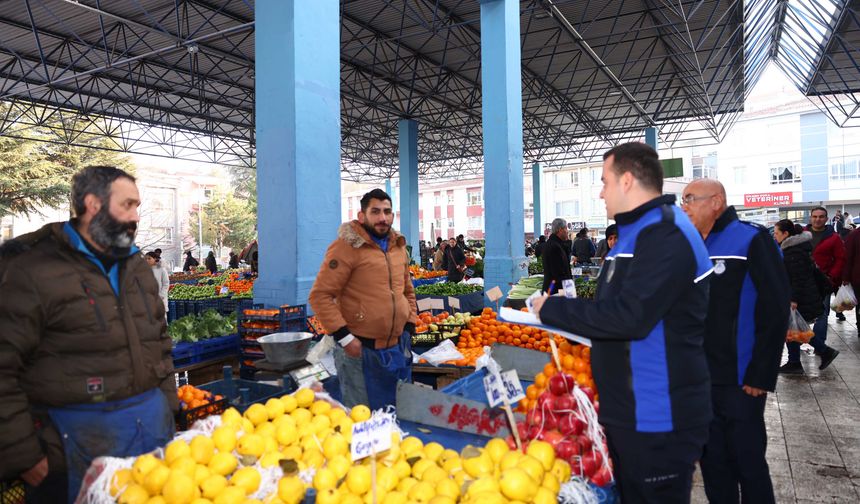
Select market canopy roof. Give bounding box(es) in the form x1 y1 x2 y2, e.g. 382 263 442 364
0 0 856 181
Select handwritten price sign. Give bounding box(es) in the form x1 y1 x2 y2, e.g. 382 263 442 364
483 370 526 407
350 413 394 461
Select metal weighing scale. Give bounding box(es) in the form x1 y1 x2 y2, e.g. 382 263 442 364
252 359 331 390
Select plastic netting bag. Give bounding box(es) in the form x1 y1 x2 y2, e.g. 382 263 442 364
831 284 857 313
786 307 814 343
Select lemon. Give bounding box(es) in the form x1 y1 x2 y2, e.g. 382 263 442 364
272 413 296 429
499 450 523 471
119 484 150 504
242 500 263 504
309 400 331 416
230 467 261 495
435 478 460 500
110 468 134 497
466 491 506 504
272 422 297 447
519 455 544 483
313 466 338 491
242 403 267 426
260 452 285 468
399 436 423 456
187 436 215 465
465 476 499 497
264 436 279 454
534 486 557 504
499 467 538 502
322 433 348 459
381 491 407 504
410 458 436 480
236 434 265 458
212 486 246 504
438 449 459 464
170 456 197 478
209 452 238 476
441 456 461 474
391 459 411 480
143 465 171 496
421 442 444 463
255 421 276 439
222 408 243 426
427 497 455 504
542 471 560 493
279 394 298 413
194 465 212 485
265 398 285 419
336 418 354 442
281 445 302 460
327 454 351 479
240 418 255 434
311 414 332 432
349 404 371 422
165 440 191 465
132 453 162 485
483 438 510 465
407 481 435 502
327 407 347 422
396 477 418 494
294 388 315 408
213 426 238 453
162 472 195 504
190 499 213 504
315 488 341 504
340 495 362 504
526 440 556 471
461 452 493 478
146 497 167 504
301 447 325 469
346 465 372 495
375 466 399 492
277 476 306 504
420 466 447 484
290 408 312 425
201 474 229 499
551 458 571 482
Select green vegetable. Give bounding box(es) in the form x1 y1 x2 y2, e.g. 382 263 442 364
168 310 237 343
414 283 483 296
168 284 228 300
528 257 543 275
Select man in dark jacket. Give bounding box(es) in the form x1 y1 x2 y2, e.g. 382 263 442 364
534 142 713 503
542 218 573 295
182 250 199 271
533 235 547 259
0 166 177 502
805 207 844 365
573 228 595 264
683 179 790 504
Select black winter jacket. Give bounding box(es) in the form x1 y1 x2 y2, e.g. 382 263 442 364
781 232 824 321
542 234 573 294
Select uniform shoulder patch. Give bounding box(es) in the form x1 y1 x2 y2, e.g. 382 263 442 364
329 259 338 269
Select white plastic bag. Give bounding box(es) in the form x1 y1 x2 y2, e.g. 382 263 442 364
831 284 857 313
418 339 463 366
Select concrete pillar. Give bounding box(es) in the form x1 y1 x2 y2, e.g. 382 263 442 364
800 112 829 203
399 119 420 262
532 162 542 239
254 0 341 307
481 0 527 300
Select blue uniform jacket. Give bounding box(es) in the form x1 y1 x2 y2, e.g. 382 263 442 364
541 195 713 433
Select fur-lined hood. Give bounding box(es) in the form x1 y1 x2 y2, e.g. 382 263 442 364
781 231 812 250
338 221 406 249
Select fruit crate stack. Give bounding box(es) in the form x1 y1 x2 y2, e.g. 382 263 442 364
238 304 307 380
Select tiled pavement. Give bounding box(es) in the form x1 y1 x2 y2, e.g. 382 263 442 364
691 310 860 503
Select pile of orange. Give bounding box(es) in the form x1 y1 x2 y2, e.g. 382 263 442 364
517 341 595 413
415 310 453 334
177 384 223 411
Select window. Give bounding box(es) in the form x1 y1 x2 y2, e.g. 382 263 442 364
434 219 441 229
524 204 534 220
468 216 483 230
434 193 441 206
555 200 579 217
770 164 801 184
203 188 213 199
591 167 600 185
447 192 455 204
831 159 860 180
554 172 578 189
447 218 455 228
592 199 605 216
467 189 483 205
157 228 174 241
692 152 718 179
733 166 746 185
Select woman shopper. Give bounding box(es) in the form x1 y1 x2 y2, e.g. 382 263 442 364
774 220 824 374
205 250 217 274
145 251 170 317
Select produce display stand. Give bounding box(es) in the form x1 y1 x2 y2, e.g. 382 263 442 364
171 334 241 368
410 362 474 389
415 290 484 314
173 355 239 386
238 304 307 380
411 277 446 288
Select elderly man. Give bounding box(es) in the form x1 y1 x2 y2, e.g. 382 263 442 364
682 178 790 504
542 218 573 295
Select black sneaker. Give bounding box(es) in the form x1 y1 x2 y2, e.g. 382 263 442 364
779 362 804 375
819 348 840 370
836 312 846 322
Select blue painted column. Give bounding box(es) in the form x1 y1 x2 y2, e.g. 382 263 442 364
399 119 420 263
532 162 542 239
481 0 527 301
800 112 829 203
645 127 659 153
254 0 341 307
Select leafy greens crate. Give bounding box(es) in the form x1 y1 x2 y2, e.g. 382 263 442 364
195 334 240 363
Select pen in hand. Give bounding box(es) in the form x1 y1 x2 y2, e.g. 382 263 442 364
546 280 555 295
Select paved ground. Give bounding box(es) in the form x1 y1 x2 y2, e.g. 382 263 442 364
691 309 860 503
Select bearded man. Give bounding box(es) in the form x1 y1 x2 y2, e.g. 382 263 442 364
0 166 177 503
309 188 418 409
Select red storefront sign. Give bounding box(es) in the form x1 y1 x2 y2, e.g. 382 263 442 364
744 192 793 207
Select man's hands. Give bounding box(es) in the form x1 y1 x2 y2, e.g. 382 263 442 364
344 338 362 358
531 294 548 317
21 457 48 487
742 385 767 397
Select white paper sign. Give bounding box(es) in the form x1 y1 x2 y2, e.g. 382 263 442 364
430 298 445 310
573 268 583 276
448 296 461 310
219 286 229 295
486 286 503 302
483 370 526 407
416 298 434 312
351 413 394 461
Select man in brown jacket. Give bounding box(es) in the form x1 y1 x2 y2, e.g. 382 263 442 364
0 166 178 503
309 189 418 410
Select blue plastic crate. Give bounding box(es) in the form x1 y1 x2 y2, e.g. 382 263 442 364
195 334 240 362
281 319 307 333
441 368 534 405
198 377 284 412
172 342 196 367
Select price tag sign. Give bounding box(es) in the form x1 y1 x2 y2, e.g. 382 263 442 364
483 370 526 407
573 268 583 276
486 286 503 302
416 298 434 312
430 298 445 310
448 296 461 310
219 286 229 295
351 413 394 461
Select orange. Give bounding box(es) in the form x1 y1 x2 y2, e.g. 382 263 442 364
534 372 547 388
576 372 589 385
581 346 591 359
543 363 557 378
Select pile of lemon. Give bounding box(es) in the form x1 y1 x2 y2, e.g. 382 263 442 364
110 387 568 504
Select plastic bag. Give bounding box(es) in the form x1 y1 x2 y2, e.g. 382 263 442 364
786 307 814 343
831 284 858 313
418 339 463 366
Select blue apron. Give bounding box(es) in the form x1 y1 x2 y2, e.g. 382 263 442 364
47 388 174 503
361 332 412 411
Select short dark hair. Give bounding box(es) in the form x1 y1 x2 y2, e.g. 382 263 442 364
603 142 663 193
810 206 827 216
457 234 464 241
360 189 392 212
71 166 136 217
145 251 160 261
605 224 618 238
775 219 800 236
436 237 442 243
538 235 546 242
